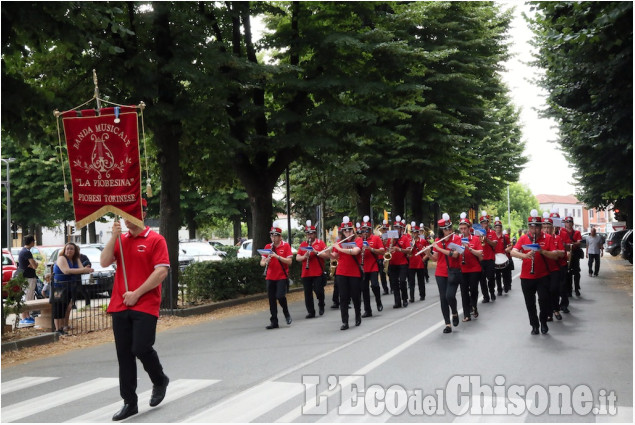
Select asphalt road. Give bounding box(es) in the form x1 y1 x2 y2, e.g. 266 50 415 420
1 257 632 423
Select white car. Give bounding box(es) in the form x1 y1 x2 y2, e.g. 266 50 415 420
237 239 254 258
180 241 225 262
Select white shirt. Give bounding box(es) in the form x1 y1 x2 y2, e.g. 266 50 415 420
586 234 604 255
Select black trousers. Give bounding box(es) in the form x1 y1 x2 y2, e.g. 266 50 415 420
337 275 361 324
423 259 430 282
548 270 562 313
436 269 461 325
407 268 426 300
388 264 408 306
112 310 168 405
361 271 382 314
559 266 569 308
377 259 389 292
503 261 513 291
567 257 581 293
479 259 495 300
302 276 325 315
461 271 480 318
588 254 601 275
521 277 550 328
267 279 290 325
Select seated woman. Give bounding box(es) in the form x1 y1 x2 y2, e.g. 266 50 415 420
52 243 92 334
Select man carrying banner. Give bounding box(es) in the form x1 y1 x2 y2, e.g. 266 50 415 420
101 199 170 421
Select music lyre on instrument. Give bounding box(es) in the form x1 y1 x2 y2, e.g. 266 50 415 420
305 239 313 270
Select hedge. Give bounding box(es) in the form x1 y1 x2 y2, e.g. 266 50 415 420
181 257 310 303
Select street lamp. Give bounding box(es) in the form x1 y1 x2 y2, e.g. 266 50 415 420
1 158 16 249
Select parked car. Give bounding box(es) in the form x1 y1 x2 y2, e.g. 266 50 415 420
209 241 225 249
179 241 226 262
620 230 632 264
237 239 254 258
605 230 628 256
47 245 115 298
580 232 606 249
2 248 18 288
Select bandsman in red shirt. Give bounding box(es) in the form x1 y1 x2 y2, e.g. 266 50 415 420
407 222 429 303
550 209 570 313
328 216 363 330
296 220 328 318
377 220 390 295
511 210 561 335
387 215 412 308
431 213 463 334
560 216 583 297
359 216 386 317
261 226 293 329
541 212 566 322
458 213 483 322
478 211 498 303
492 217 511 296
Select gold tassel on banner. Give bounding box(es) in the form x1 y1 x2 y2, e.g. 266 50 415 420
64 185 70 202
146 178 152 197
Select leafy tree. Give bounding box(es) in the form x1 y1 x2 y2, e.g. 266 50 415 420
529 1 633 227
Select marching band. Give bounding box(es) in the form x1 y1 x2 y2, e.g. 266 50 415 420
258 208 580 335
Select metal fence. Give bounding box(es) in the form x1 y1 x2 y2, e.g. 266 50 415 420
53 278 113 336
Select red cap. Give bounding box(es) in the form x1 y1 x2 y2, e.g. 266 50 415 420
340 216 354 230
479 211 490 223
528 216 542 226
564 216 574 223
270 227 283 235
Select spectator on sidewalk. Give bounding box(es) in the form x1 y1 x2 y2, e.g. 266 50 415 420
585 227 604 277
17 235 38 326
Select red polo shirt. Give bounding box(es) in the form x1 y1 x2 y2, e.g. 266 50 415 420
299 239 326 278
559 228 582 262
362 235 384 273
334 237 363 277
513 232 555 279
107 226 170 317
389 234 412 266
434 234 462 277
460 235 483 273
408 238 428 269
554 234 567 267
263 242 293 281
482 228 497 260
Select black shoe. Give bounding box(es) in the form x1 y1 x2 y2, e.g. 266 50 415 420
531 326 539 335
589 272 593 277
546 317 553 322
377 303 383 312
482 298 490 303
409 298 415 303
554 311 562 320
286 316 292 325
403 300 408 307
541 323 549 334
497 291 502 296
562 307 570 314
575 290 581 297
473 307 479 318
443 326 452 334
305 313 316 319
504 288 509 293
383 291 389 295
149 377 169 407
266 323 279 329
567 292 573 297
420 296 425 301
452 315 459 327
319 307 325 316
340 323 349 330
393 304 402 309
355 316 362 326
112 403 138 421
362 312 372 318
593 274 598 277
491 293 496 301
331 304 339 309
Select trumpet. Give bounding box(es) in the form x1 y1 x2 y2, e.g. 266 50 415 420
415 233 453 256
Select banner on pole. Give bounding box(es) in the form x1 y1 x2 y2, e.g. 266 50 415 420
62 107 143 229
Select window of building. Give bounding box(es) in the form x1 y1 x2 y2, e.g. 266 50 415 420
589 209 594 219
564 208 568 217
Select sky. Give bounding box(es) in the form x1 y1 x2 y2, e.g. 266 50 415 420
498 1 578 197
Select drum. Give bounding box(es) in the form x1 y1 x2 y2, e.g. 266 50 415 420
494 253 509 270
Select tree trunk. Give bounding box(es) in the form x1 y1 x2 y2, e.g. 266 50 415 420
390 180 408 220
409 181 423 224
35 225 43 247
88 222 97 243
232 217 242 245
245 184 275 256
355 182 374 219
81 226 87 244
154 2 182 309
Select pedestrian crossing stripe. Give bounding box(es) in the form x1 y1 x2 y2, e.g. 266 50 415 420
0 377 632 423
1 376 59 395
65 378 219 423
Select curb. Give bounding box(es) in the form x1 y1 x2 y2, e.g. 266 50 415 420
1 332 59 353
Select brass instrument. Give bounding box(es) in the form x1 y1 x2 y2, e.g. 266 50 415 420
384 237 394 261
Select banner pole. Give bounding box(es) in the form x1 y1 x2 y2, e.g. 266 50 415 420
93 71 129 293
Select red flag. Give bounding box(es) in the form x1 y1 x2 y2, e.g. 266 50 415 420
63 110 143 229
